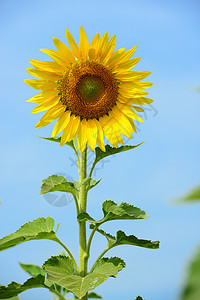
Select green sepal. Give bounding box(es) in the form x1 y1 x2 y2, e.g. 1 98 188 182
0 217 59 251
90 226 160 250
77 200 147 224
0 275 46 299
135 297 144 300
40 136 78 151
19 262 45 277
40 175 78 198
92 143 143 171
43 255 125 299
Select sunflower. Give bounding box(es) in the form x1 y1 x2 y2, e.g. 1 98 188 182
24 26 153 153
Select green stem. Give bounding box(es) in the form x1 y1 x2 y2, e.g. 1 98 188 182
90 247 110 273
78 146 88 300
73 194 80 216
85 224 98 260
55 237 79 273
49 286 66 300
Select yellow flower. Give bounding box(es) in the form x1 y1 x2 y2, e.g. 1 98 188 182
25 26 153 153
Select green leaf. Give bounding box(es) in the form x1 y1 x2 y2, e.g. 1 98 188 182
77 201 147 225
0 275 46 299
88 291 103 298
102 200 147 222
178 185 200 203
19 262 45 277
77 212 96 223
92 143 143 170
135 297 143 300
40 136 77 151
181 245 200 300
43 255 125 299
40 175 77 197
0 217 58 251
90 226 160 250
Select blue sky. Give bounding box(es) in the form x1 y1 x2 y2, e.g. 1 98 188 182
0 0 200 299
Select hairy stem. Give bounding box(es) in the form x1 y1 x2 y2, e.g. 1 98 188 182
73 194 80 216
78 146 88 300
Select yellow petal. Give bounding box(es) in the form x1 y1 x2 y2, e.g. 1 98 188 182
61 115 80 145
105 48 125 68
24 79 57 91
90 32 100 50
86 119 97 152
78 119 88 153
117 102 144 122
52 111 71 137
96 32 109 59
116 71 151 81
26 90 58 103
93 120 105 152
26 68 59 81
119 81 141 90
40 49 68 66
88 32 101 60
135 81 153 89
115 57 141 70
128 117 137 133
133 106 144 112
88 48 96 60
119 88 148 98
110 110 131 138
79 26 89 60
119 46 137 63
119 80 153 89
29 60 65 73
100 115 123 147
31 96 59 113
126 97 154 105
117 94 130 104
65 28 81 60
35 104 65 129
110 122 124 145
53 37 75 63
99 34 117 63
111 106 134 137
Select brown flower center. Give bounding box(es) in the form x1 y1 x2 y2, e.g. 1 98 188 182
59 61 118 119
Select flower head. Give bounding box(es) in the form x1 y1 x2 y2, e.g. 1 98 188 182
25 26 153 152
